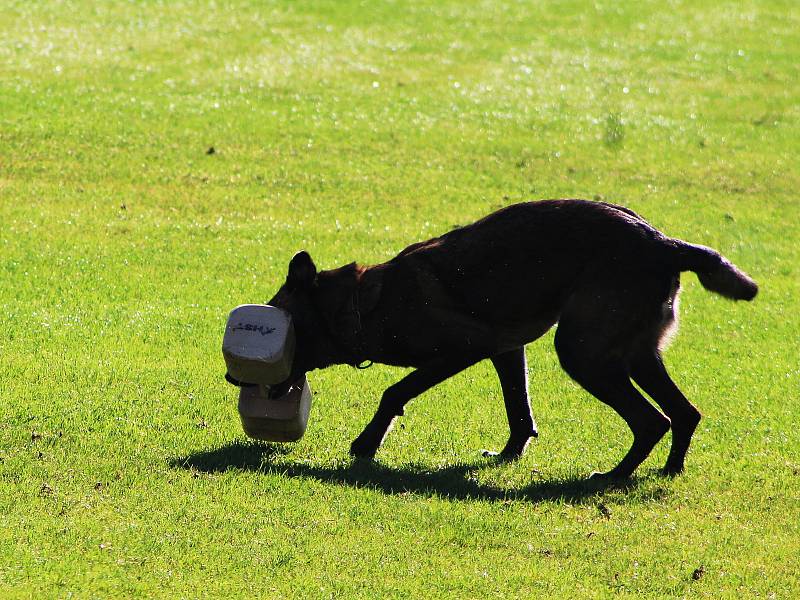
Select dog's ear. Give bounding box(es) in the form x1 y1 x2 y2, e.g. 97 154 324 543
286 251 317 291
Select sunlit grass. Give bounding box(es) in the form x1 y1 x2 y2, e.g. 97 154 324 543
1 0 798 597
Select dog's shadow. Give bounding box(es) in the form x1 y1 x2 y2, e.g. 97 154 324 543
170 440 669 504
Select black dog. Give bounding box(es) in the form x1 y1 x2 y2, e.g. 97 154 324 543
263 200 757 479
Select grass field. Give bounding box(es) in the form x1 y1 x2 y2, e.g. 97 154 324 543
1 0 799 597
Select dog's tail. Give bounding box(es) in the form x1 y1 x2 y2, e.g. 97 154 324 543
668 240 758 300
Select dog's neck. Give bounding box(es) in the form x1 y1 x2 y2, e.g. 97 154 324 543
310 262 384 369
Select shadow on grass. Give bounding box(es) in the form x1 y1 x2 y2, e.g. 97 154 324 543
171 440 673 504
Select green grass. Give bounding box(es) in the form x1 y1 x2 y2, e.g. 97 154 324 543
1 0 799 597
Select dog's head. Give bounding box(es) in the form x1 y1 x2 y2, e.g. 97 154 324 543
266 251 382 396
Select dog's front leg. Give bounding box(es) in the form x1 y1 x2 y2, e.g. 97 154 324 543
484 347 538 460
349 355 483 459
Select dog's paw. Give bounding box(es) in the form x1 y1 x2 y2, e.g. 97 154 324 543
349 435 378 459
480 449 523 463
587 470 631 487
660 463 685 478
495 435 533 460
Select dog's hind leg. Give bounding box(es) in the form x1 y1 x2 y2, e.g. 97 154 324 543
630 351 701 475
554 298 671 480
350 354 483 459
555 347 669 479
485 347 538 460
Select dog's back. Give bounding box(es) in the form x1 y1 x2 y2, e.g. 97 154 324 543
382 199 754 331
369 201 684 359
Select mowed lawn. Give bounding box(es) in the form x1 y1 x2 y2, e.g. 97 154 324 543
1 0 799 597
